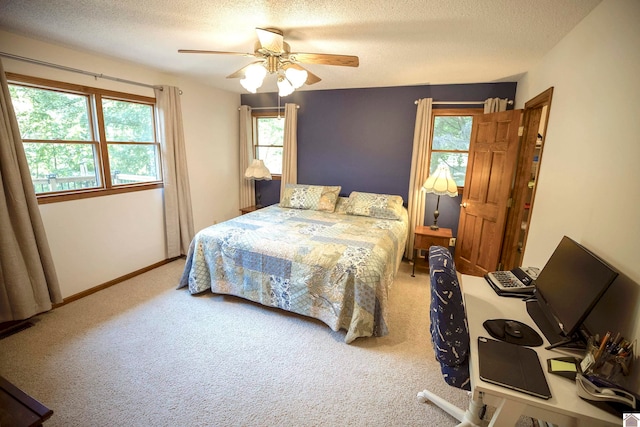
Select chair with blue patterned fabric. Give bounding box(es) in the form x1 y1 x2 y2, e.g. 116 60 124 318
417 246 485 426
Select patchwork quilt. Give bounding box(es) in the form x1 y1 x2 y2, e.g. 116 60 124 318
178 204 408 343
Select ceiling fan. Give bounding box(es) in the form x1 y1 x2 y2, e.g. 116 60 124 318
178 27 359 95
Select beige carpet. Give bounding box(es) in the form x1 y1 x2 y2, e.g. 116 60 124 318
0 260 525 426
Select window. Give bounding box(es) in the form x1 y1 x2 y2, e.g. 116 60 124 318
7 73 161 203
428 109 482 187
252 112 284 176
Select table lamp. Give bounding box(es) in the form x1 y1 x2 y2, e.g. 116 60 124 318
244 159 272 208
422 164 459 230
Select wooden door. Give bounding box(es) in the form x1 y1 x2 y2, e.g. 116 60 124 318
455 109 522 276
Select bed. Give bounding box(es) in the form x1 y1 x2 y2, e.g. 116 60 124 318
178 185 409 343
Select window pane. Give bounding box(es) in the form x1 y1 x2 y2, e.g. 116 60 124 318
102 99 154 142
257 117 285 145
430 152 468 187
432 116 472 150
9 85 91 140
258 146 283 175
108 144 160 184
255 116 284 174
24 142 99 193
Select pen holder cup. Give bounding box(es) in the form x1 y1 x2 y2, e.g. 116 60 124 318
583 338 633 381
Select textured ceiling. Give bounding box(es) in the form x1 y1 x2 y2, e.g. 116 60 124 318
0 0 602 94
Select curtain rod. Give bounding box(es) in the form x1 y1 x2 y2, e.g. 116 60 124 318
238 105 300 110
414 99 513 105
0 51 173 92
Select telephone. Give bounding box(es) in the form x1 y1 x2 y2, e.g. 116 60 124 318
485 266 540 296
576 374 638 410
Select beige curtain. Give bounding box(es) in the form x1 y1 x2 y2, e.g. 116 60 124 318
155 86 194 258
280 103 298 199
484 98 508 113
0 59 62 322
239 105 255 208
404 98 433 260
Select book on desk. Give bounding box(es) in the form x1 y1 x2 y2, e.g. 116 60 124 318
477 337 552 399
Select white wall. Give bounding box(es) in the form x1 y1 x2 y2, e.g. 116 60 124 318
1 30 240 298
178 78 240 231
515 0 640 390
38 192 166 297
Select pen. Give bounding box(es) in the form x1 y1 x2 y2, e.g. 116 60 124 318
621 341 630 354
595 331 611 361
612 332 622 346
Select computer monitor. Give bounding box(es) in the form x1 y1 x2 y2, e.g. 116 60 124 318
529 236 618 348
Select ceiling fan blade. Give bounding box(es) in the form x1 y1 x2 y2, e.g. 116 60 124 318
226 61 264 79
178 49 254 57
256 27 284 53
303 69 321 85
289 53 359 67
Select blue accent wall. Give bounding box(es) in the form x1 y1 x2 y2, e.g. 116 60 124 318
242 82 516 238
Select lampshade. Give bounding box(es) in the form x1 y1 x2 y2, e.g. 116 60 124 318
284 67 308 89
277 75 295 97
244 159 272 180
422 164 459 197
240 63 267 93
239 61 310 96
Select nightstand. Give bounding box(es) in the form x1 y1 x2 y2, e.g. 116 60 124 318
240 205 264 215
412 226 453 277
239 205 261 215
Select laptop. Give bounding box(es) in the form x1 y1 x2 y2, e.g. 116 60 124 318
478 337 552 399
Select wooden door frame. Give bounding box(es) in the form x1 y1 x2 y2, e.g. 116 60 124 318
499 87 554 270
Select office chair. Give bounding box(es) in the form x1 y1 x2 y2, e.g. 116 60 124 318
417 246 485 427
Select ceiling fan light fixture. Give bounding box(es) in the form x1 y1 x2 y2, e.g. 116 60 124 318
240 78 258 93
240 63 267 93
277 75 295 97
182 27 357 94
284 67 308 89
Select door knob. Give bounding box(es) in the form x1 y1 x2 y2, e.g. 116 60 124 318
460 202 468 208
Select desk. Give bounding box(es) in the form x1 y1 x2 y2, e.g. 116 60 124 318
461 274 620 427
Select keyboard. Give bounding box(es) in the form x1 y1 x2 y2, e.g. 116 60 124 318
485 268 536 295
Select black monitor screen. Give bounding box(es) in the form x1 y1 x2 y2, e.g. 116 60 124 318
534 236 618 337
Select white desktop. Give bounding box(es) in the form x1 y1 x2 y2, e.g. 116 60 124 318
461 273 621 427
